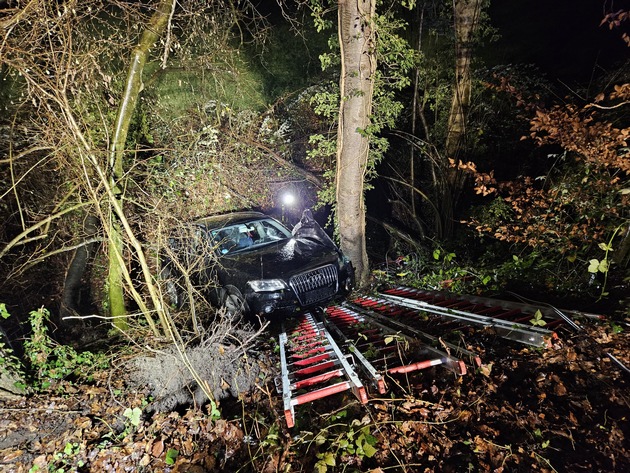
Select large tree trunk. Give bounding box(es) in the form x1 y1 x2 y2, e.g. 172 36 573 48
335 0 376 287
107 0 176 327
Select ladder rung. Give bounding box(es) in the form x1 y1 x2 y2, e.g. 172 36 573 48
292 369 344 390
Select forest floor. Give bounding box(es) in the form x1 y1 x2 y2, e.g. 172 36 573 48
0 301 628 472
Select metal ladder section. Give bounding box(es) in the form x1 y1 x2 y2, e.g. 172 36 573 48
383 287 598 331
355 287 558 348
340 301 483 368
387 287 569 328
279 307 468 427
324 305 467 377
279 312 368 428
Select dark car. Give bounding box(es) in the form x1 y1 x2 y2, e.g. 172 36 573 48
161 209 354 317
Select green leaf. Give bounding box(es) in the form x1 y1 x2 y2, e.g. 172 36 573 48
165 448 179 465
362 442 377 458
209 400 221 421
0 303 9 319
588 259 600 273
322 452 336 466
542 440 550 449
598 242 613 251
611 323 624 334
598 259 609 273
384 336 394 345
314 461 328 473
63 442 76 455
123 407 142 427
530 310 546 326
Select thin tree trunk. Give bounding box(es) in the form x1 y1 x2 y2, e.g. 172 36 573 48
445 0 481 158
107 0 176 327
410 6 425 219
335 0 376 287
436 0 481 238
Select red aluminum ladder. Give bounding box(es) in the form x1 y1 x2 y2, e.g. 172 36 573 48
340 301 483 368
279 312 368 428
324 305 467 377
353 287 559 348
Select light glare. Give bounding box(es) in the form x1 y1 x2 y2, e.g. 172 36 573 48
282 193 295 206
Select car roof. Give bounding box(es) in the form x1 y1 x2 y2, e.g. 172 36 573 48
194 211 268 229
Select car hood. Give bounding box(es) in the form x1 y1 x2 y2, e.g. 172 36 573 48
220 237 340 280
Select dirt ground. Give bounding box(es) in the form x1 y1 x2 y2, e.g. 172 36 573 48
0 311 628 472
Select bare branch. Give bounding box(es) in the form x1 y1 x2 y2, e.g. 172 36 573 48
0 202 92 259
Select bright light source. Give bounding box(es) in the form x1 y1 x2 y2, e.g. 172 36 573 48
282 193 295 206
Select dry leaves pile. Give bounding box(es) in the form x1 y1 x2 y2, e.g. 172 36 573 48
1 319 628 472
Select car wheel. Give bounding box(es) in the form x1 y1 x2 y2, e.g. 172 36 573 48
220 286 247 319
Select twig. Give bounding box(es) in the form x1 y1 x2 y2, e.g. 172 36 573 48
0 145 52 165
0 407 83 414
0 202 92 259
21 237 104 271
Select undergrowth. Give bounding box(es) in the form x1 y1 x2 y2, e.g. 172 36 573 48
1 304 108 394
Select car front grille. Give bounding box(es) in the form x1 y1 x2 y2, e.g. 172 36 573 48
289 264 338 306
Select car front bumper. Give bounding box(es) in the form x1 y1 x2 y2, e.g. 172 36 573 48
244 265 354 317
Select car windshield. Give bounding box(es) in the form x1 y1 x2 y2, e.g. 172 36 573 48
209 218 292 255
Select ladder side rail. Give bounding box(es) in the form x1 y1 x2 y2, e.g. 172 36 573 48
337 304 467 376
279 331 296 428
346 302 482 366
379 293 553 336
317 320 369 404
318 308 387 394
391 286 577 324
378 293 554 347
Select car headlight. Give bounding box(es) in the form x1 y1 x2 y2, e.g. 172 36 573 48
248 279 288 292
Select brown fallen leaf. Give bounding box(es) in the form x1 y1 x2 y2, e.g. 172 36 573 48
2 449 24 462
74 416 92 429
151 439 165 457
554 381 567 396
479 363 493 377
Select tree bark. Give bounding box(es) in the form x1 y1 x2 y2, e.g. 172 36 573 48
107 0 176 327
445 0 481 158
433 0 481 239
335 0 376 287
61 215 99 324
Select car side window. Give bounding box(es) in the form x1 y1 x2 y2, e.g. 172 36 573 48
210 219 292 255
212 228 236 255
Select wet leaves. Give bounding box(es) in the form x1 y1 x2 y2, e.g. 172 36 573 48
0 318 628 472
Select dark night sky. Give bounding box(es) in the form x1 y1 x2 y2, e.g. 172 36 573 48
488 0 628 85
